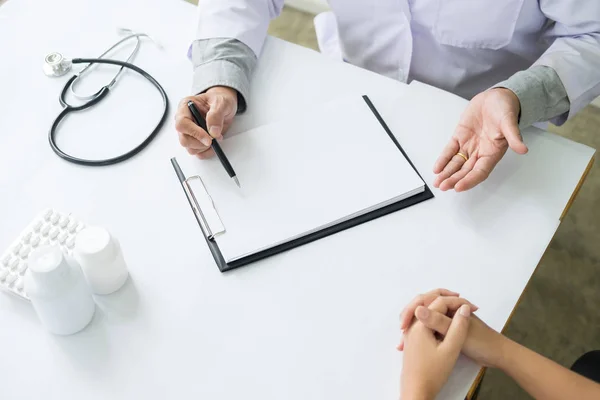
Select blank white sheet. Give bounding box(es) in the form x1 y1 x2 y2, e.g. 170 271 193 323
187 97 425 262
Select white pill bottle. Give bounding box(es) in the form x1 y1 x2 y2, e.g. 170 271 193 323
73 227 129 295
25 245 96 335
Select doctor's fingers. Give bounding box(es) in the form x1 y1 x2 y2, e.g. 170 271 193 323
180 133 215 159
196 148 215 159
175 97 215 146
433 139 460 175
438 156 477 191
434 151 471 190
178 131 206 150
499 112 528 155
204 95 232 140
454 155 500 192
175 115 213 148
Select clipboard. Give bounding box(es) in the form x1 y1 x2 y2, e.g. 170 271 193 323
171 96 434 272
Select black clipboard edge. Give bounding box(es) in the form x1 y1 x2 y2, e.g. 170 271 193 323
172 95 434 272
171 158 228 268
361 96 428 182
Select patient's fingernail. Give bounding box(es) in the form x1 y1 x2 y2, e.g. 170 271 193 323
459 305 471 317
201 137 212 147
416 307 429 320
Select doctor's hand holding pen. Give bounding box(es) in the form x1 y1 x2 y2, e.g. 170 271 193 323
175 86 238 159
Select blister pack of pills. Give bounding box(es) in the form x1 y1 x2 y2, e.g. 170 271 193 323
0 209 86 300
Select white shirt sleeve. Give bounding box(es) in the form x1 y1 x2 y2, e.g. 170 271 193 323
195 0 285 57
533 0 600 122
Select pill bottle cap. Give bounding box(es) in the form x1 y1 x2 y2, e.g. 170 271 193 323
74 227 116 266
28 245 71 286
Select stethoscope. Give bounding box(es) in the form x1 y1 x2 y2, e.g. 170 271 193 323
44 28 169 166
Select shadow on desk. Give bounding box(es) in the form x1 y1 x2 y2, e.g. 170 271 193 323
51 277 140 373
93 276 140 321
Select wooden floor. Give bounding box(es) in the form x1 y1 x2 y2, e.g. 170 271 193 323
268 7 319 50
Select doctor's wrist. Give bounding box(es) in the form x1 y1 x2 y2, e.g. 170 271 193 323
491 87 521 124
205 86 240 112
205 86 238 102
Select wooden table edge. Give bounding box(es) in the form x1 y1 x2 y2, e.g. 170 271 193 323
465 155 595 400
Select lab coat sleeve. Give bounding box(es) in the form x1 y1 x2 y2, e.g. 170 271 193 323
532 1 600 124
196 0 285 57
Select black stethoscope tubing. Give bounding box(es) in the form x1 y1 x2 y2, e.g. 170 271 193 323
49 57 169 166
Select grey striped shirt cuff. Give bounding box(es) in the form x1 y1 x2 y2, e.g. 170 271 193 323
493 66 571 128
191 38 257 113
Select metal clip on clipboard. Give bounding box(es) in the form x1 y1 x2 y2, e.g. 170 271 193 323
171 158 226 240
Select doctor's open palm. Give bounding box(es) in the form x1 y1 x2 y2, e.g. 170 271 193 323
175 86 238 159
433 88 529 192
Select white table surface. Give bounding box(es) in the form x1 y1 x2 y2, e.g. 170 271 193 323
0 0 595 399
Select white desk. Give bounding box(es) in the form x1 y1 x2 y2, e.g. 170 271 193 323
0 0 594 399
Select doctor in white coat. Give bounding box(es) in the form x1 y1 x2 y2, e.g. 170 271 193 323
175 0 600 192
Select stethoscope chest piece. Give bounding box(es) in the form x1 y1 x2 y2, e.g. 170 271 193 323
43 52 73 77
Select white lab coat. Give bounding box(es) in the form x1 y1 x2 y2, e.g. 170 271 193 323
196 0 600 120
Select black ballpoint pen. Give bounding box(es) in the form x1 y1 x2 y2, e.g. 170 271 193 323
187 101 240 188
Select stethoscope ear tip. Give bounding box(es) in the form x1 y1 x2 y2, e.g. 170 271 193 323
117 27 164 50
117 27 134 35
